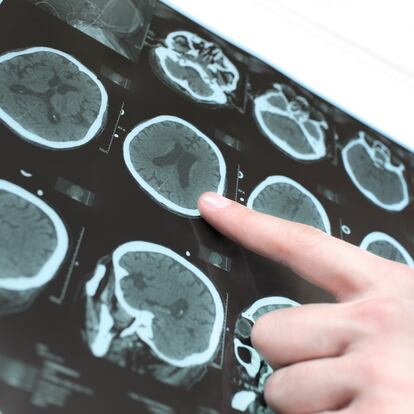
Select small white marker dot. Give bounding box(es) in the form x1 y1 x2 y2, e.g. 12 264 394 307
37 189 44 196
185 251 191 257
240 197 245 202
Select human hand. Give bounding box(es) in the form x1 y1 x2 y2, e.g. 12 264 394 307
198 192 414 414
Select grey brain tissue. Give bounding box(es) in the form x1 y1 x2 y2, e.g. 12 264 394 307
360 232 413 267
150 31 240 106
253 83 328 161
0 180 69 315
342 132 410 211
247 175 331 234
0 47 108 149
123 115 226 217
84 242 224 383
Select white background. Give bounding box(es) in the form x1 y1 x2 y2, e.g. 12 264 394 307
163 0 414 152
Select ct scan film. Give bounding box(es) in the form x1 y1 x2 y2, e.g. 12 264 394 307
0 0 413 413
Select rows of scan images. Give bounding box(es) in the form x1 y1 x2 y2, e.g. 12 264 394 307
0 2 413 413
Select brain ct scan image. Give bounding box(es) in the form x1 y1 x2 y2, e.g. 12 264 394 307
342 132 410 211
231 297 299 413
253 83 328 161
247 175 331 234
123 115 227 217
84 241 224 387
0 47 108 149
150 30 240 106
0 180 69 315
26 0 153 61
360 232 414 267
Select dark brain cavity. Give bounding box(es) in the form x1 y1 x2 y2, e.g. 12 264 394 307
0 50 102 143
119 251 217 361
129 120 222 210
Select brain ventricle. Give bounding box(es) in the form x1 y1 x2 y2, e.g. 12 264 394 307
123 116 226 217
85 242 224 369
0 47 107 149
119 251 219 361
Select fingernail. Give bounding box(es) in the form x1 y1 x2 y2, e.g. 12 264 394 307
199 192 231 209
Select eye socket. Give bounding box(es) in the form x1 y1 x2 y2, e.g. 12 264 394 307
172 35 190 53
235 346 253 364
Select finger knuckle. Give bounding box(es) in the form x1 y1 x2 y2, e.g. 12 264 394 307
354 353 386 385
352 297 406 331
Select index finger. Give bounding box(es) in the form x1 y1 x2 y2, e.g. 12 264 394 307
198 192 404 301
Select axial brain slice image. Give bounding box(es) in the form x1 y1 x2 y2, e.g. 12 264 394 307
85 241 224 370
342 132 410 211
360 232 414 267
0 180 69 314
247 175 331 234
0 47 108 149
254 83 328 161
151 31 240 106
123 116 226 217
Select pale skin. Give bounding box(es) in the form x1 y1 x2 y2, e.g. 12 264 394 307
198 192 414 414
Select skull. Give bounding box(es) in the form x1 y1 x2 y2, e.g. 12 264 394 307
253 83 328 161
150 30 240 106
231 297 299 413
0 180 69 315
360 231 414 267
123 115 227 217
84 241 224 388
247 175 331 234
342 132 410 211
0 47 108 149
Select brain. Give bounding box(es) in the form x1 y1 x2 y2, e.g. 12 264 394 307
0 47 108 149
0 180 69 314
150 31 240 106
342 133 409 211
254 84 328 161
360 232 413 267
85 242 224 368
123 115 227 217
247 175 331 234
241 297 300 324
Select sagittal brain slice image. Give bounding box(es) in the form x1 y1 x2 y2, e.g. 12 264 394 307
254 83 328 161
0 180 69 315
0 47 108 149
231 297 299 413
151 30 240 106
360 232 414 267
342 132 410 211
84 241 224 386
247 175 331 234
123 115 227 217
